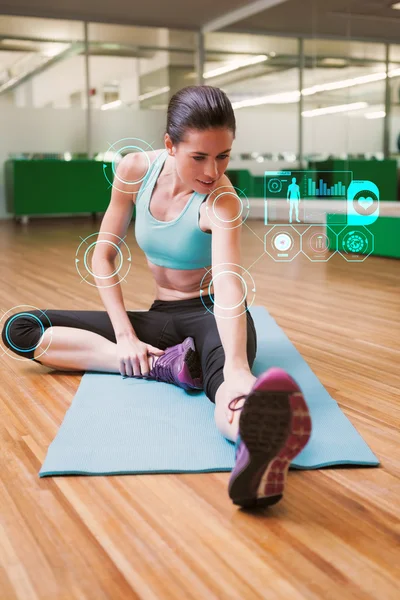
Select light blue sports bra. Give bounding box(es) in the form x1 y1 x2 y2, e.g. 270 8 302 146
134 149 212 270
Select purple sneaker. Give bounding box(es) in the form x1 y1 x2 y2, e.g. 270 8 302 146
227 367 312 509
144 337 203 391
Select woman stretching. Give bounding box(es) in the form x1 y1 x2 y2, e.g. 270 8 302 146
1 85 311 509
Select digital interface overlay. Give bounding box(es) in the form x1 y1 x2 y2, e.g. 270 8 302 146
262 169 379 263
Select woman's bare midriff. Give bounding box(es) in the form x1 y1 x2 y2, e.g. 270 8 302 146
147 260 214 301
135 149 214 302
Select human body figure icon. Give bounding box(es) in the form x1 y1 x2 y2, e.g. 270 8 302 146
287 177 301 223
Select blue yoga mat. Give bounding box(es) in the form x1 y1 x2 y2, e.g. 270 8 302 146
39 306 379 477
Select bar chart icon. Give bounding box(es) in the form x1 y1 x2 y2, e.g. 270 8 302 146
264 169 353 225
307 178 346 197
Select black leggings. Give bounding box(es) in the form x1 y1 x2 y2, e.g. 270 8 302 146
1 294 257 404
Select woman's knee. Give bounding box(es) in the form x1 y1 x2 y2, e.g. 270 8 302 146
1 311 48 360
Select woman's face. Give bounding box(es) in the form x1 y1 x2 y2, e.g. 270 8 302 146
165 127 234 193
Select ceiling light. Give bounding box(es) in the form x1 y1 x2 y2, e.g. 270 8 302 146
41 43 68 57
101 100 122 111
302 102 368 117
320 58 347 67
204 55 268 79
0 38 35 48
138 86 170 101
0 76 18 93
365 111 386 119
233 90 300 108
232 67 400 109
302 72 386 96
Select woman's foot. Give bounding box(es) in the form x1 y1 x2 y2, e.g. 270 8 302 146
228 367 312 509
138 337 203 391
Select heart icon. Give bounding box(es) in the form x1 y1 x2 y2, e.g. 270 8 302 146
358 196 374 210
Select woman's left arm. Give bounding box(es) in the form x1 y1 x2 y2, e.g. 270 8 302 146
208 176 251 377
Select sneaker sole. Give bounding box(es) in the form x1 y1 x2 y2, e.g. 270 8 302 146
178 338 203 389
228 383 311 509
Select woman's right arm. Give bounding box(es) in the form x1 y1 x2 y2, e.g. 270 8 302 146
91 152 164 377
92 152 140 337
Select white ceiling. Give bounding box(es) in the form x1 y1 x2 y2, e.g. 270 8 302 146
0 0 400 42
0 2 399 109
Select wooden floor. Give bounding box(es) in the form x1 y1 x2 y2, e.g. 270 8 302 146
0 217 399 600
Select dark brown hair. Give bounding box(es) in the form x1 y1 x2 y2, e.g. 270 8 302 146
166 85 236 145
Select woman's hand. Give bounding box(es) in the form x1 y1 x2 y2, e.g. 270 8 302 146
116 332 165 377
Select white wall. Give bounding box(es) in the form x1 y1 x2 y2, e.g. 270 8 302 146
303 112 384 156
30 55 141 109
12 47 167 109
234 106 298 155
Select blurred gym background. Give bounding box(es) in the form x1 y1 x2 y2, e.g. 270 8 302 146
1 1 400 233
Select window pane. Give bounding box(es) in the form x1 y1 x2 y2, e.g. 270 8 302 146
0 15 84 109
303 39 387 159
205 32 299 169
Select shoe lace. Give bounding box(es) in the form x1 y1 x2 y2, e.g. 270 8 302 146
228 393 247 412
228 389 267 412
149 350 177 385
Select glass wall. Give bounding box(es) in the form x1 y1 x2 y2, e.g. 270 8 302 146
389 44 400 158
0 12 399 162
302 39 387 160
85 24 198 159
85 24 199 112
89 23 168 111
204 32 299 170
0 15 85 109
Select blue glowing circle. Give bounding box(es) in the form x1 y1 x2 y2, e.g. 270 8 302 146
207 271 248 310
5 312 45 353
111 144 151 185
212 191 244 223
83 241 123 279
199 263 256 318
